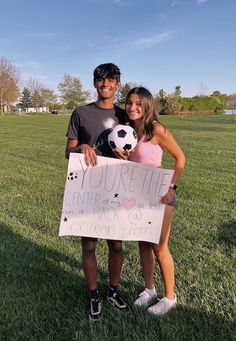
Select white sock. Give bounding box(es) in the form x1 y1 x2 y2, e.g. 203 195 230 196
145 287 157 296
164 294 177 303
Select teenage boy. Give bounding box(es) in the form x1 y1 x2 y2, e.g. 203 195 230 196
65 63 129 321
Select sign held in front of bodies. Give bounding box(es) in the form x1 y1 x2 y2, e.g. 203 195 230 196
59 153 174 244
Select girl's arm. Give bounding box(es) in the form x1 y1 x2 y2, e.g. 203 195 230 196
153 123 186 204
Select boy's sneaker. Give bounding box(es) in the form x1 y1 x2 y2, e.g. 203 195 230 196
134 289 157 306
107 292 130 313
89 298 102 322
147 295 177 316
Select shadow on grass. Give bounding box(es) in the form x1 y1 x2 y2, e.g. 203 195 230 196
0 223 129 340
2 222 234 340
218 220 236 247
137 304 236 341
73 300 236 341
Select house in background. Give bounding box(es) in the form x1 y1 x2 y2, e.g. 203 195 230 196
2 103 8 113
16 105 49 113
226 99 236 108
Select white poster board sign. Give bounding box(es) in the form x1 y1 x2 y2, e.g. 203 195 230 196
59 153 174 243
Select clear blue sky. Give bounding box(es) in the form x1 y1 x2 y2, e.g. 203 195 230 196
1 0 235 97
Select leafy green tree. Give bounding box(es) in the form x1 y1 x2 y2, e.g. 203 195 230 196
19 82 57 113
0 56 20 114
18 87 32 109
175 85 181 98
158 89 167 114
164 94 181 114
158 87 181 114
40 88 58 108
210 91 227 111
153 93 161 113
143 85 227 115
158 89 166 106
58 74 91 110
180 93 227 113
27 78 44 112
115 82 136 107
49 102 64 112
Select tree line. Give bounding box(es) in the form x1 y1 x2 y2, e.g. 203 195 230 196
116 84 231 114
0 56 91 114
0 56 235 115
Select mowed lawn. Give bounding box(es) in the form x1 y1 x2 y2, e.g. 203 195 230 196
0 113 235 341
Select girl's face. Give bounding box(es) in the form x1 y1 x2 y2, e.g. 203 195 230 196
126 93 144 121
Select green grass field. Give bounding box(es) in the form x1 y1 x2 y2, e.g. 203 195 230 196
0 113 235 341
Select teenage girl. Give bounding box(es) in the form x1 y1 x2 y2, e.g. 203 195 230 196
122 87 185 315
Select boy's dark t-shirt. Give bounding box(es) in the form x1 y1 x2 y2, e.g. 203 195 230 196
66 102 125 158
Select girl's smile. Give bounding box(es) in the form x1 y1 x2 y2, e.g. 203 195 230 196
126 93 144 120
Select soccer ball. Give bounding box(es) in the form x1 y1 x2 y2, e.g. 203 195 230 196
108 124 137 152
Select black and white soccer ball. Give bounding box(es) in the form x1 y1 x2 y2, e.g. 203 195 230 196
108 125 137 152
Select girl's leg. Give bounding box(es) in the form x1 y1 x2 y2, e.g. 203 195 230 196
134 241 157 306
153 205 175 299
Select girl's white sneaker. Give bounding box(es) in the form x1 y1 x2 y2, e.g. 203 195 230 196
134 289 157 306
147 295 177 315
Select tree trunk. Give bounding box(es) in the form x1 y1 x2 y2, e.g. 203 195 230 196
0 92 4 116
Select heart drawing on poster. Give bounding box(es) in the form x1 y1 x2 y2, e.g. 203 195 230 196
122 197 136 210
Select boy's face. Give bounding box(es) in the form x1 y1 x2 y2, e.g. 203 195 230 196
94 77 120 100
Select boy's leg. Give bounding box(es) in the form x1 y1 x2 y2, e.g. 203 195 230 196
82 237 102 321
107 240 123 286
138 241 155 289
82 237 98 289
106 240 129 312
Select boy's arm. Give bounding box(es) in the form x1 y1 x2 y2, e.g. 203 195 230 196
65 138 98 166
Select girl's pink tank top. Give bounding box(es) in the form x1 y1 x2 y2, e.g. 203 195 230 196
129 135 163 167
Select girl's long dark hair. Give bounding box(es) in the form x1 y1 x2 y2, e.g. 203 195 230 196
125 87 162 141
